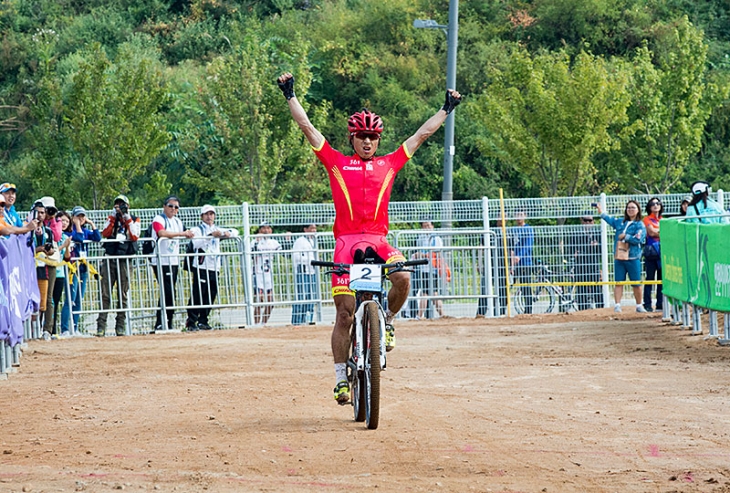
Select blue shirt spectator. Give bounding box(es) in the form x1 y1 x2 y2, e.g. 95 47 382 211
600 213 646 259
69 206 101 258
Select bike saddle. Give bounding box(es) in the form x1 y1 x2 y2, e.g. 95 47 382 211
353 247 384 265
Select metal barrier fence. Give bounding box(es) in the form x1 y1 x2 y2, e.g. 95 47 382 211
4 192 730 377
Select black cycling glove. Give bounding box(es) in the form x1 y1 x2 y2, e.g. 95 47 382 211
278 76 296 100
442 90 461 114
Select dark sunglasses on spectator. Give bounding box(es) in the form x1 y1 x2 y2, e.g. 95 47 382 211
650 201 661 205
581 218 594 223
354 132 380 141
166 204 180 209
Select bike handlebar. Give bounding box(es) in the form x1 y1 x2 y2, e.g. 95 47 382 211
311 258 428 275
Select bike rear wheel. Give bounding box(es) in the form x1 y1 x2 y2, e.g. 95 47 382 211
364 302 381 429
532 286 556 314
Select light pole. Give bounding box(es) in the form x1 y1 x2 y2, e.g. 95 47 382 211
414 0 459 225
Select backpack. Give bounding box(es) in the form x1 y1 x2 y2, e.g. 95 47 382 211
140 222 155 255
182 240 195 271
182 223 204 271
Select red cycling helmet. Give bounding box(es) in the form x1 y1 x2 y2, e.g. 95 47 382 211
347 109 384 135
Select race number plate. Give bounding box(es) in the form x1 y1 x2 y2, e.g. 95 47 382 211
349 264 382 292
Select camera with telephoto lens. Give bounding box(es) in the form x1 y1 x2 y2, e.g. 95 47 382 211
119 202 129 214
44 242 54 252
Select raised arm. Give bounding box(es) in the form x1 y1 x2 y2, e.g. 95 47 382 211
404 89 462 156
277 73 325 149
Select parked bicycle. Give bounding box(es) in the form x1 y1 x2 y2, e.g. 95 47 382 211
312 250 427 430
513 259 577 315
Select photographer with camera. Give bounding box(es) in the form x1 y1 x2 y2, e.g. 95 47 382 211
29 201 56 336
96 195 140 336
60 206 101 334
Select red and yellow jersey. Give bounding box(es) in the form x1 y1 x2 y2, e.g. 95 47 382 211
313 140 411 238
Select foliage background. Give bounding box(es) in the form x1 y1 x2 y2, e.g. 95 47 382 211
1 0 729 210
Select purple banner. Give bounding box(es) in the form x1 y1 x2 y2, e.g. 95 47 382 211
0 235 39 345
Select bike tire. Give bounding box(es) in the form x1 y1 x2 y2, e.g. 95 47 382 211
513 288 524 315
351 324 366 422
364 302 381 430
532 286 556 314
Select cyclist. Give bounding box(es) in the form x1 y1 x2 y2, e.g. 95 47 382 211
277 72 461 404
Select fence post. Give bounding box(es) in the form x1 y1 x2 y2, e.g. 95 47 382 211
691 305 702 335
599 193 610 308
241 202 254 327
708 310 718 339
482 196 494 317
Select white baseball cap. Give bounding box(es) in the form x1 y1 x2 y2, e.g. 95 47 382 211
200 204 216 215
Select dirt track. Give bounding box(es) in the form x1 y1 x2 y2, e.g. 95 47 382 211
2 309 730 493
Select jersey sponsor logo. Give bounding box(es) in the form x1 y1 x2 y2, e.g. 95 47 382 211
366 163 373 171
343 166 363 171
332 285 355 297
336 277 349 285
376 159 386 167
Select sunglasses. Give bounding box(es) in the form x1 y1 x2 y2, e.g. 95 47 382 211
649 201 661 206
166 204 180 209
581 218 594 223
354 132 380 141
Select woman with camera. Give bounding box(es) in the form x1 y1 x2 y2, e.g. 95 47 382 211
595 201 647 313
61 205 100 334
29 201 56 336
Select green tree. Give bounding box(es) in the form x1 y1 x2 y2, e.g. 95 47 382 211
182 26 325 204
65 42 170 207
470 47 630 197
604 17 718 193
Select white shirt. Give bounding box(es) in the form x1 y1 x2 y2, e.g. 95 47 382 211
291 235 317 275
190 223 239 271
252 237 282 277
151 214 185 266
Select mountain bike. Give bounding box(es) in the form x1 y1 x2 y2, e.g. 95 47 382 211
514 259 577 315
312 252 427 430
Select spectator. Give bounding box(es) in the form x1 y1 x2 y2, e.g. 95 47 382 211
150 195 194 332
38 197 61 335
510 210 534 314
0 193 36 236
291 223 318 326
96 194 140 337
61 206 101 334
642 197 663 312
51 211 72 335
414 219 445 319
29 201 56 336
39 196 62 242
1 182 23 228
185 205 238 331
568 212 602 311
595 201 647 313
685 181 729 224
679 198 690 217
252 221 281 325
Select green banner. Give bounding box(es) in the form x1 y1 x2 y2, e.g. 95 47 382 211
661 219 730 312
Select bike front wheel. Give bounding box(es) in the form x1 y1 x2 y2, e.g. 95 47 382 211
364 302 381 430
